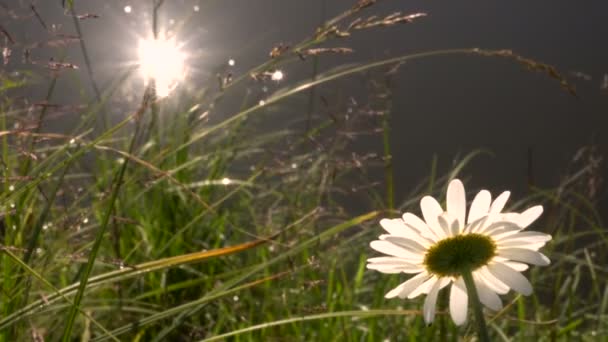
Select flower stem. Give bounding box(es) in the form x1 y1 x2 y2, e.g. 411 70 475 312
462 270 490 342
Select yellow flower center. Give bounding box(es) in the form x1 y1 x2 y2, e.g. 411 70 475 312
423 233 497 277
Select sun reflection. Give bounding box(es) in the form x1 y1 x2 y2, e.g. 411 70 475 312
137 34 187 97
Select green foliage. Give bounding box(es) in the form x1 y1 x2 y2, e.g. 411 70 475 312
0 1 605 341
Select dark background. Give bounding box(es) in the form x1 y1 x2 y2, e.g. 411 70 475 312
2 0 607 211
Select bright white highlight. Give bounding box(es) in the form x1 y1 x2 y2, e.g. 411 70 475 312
271 70 284 81
124 6 132 14
137 34 187 97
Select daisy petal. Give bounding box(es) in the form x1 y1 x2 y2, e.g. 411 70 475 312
379 218 405 236
367 256 416 264
383 236 427 253
449 277 468 325
402 213 437 243
437 214 453 237
483 221 521 236
466 216 488 234
517 205 544 228
496 231 552 243
365 266 403 273
450 219 460 236
402 213 427 234
477 266 510 294
473 274 503 311
497 248 551 266
468 190 491 224
447 179 466 228
366 257 424 273
497 239 547 250
502 261 529 272
370 240 420 260
408 275 438 299
420 196 446 239
380 218 421 239
422 278 451 324
489 191 510 214
385 272 431 299
488 263 533 295
423 280 442 325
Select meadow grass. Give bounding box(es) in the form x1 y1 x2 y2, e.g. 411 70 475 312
0 1 606 341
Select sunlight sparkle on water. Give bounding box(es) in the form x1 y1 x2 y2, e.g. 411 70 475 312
137 34 187 97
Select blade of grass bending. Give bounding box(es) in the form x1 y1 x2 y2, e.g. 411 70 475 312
1 249 120 342
16 153 74 322
169 48 554 169
198 309 420 342
19 70 58 176
23 155 72 264
94 212 378 341
61 89 152 341
155 171 264 255
91 211 376 341
70 3 107 131
148 211 378 341
0 233 275 330
172 49 484 159
446 149 492 186
90 272 292 341
381 93 394 214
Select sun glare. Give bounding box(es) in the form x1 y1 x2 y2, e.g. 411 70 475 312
137 34 187 97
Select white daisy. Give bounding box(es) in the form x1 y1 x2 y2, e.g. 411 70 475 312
367 179 551 325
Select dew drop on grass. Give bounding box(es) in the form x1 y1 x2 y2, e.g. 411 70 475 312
233 295 239 302
291 163 298 169
271 70 284 81
221 177 231 185
83 217 89 224
8 184 14 191
259 100 266 106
